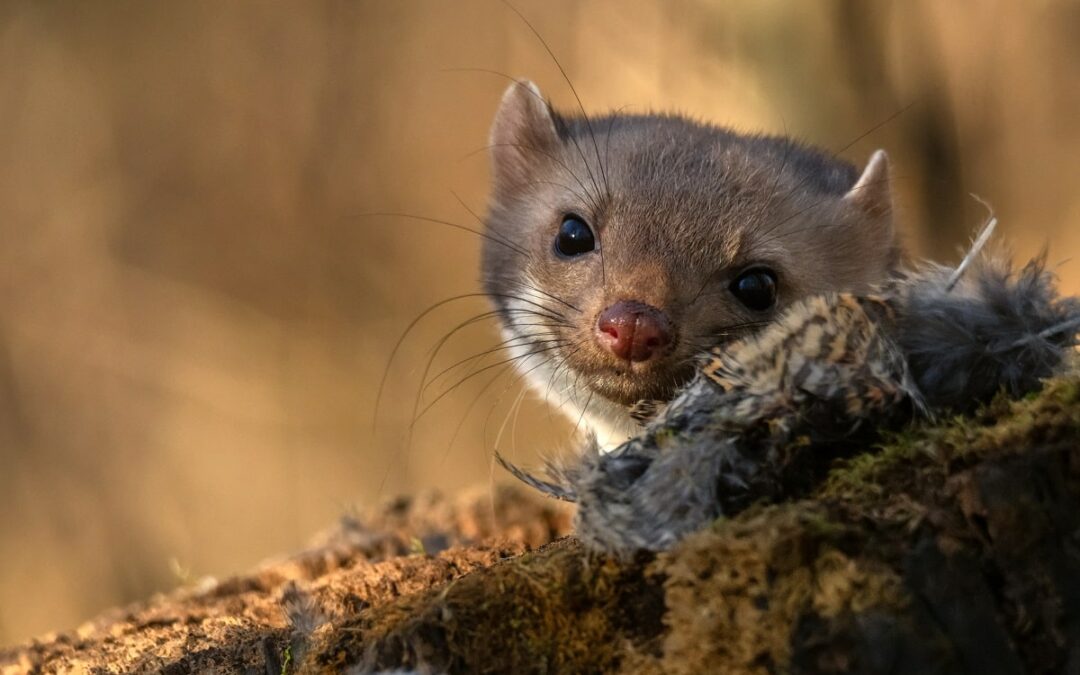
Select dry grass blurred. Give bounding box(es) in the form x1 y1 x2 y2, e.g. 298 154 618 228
1 0 1078 643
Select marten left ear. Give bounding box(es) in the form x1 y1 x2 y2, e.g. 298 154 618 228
844 150 892 220
489 80 561 190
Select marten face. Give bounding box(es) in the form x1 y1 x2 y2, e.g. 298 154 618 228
482 81 898 447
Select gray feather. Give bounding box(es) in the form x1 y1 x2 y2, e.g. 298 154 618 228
500 240 1080 556
893 256 1079 411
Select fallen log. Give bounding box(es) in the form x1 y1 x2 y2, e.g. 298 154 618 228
3 373 1078 674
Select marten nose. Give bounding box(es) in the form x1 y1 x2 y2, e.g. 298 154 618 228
596 301 672 362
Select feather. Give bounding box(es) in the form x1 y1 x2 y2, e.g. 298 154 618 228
494 451 577 502
499 223 1080 555
893 255 1079 411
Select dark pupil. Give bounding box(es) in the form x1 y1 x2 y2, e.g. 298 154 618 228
555 216 595 257
731 269 777 311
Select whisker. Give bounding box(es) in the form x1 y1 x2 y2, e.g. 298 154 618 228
491 384 527 459
487 291 573 322
373 292 569 432
414 313 558 406
393 331 566 498
499 2 612 295
508 372 532 458
502 279 582 314
450 189 522 260
480 341 582 450
572 390 594 436
439 363 517 469
741 130 794 263
521 179 597 214
435 330 573 470
499 2 609 195
352 211 528 258
602 105 633 187
373 292 500 432
539 349 569 429
753 175 898 250
460 138 600 210
690 319 773 340
754 102 914 245
411 310 563 433
500 5 604 199
412 342 568 424
422 330 563 397
833 101 916 157
543 339 587 411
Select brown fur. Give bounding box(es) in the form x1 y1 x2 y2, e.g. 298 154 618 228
482 81 899 445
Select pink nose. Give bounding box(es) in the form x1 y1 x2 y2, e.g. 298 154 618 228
596 301 672 362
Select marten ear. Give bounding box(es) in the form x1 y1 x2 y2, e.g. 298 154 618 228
844 150 892 221
489 80 560 188
842 149 899 268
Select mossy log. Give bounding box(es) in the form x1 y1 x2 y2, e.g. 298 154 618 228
3 375 1079 675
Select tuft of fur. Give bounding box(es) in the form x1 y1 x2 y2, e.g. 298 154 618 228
500 239 1080 555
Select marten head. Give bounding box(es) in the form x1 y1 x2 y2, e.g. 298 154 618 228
482 81 898 446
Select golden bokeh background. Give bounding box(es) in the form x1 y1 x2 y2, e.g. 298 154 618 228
2 0 1078 643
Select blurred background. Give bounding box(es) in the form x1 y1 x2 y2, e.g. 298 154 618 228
1 0 1078 644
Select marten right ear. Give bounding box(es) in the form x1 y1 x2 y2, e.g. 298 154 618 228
489 80 560 188
844 150 893 222
842 149 899 267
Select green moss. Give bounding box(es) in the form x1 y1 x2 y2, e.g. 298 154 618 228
936 377 1080 462
280 645 292 675
821 435 918 501
648 505 908 675
314 539 665 673
823 373 1080 504
306 371 1080 674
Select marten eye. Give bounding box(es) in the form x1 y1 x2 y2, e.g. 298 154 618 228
554 215 596 258
730 268 777 311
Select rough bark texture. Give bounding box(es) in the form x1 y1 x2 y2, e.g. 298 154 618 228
3 374 1079 675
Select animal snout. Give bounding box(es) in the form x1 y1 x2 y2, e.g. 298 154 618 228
596 300 672 362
